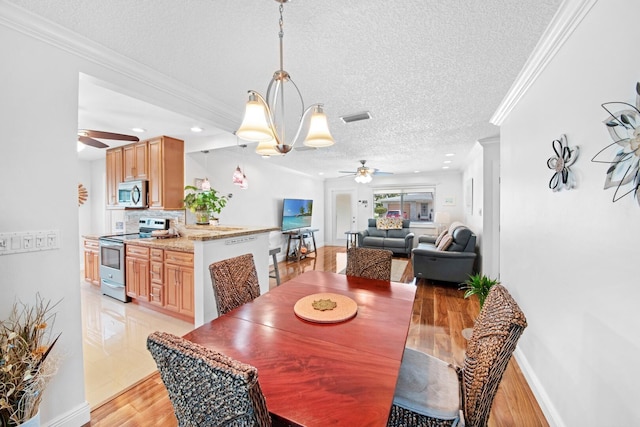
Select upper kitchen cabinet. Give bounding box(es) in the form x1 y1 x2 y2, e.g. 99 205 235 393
106 147 123 208
148 136 184 210
105 136 184 210
123 141 149 181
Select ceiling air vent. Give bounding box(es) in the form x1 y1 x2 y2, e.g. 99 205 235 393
340 111 372 124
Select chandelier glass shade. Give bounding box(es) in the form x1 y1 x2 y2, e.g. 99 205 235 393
236 0 334 156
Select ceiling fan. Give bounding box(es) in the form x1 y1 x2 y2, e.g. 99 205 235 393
77 129 139 149
339 160 392 183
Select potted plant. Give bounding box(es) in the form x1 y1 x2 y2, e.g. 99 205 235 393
183 185 228 225
460 273 499 310
0 295 60 426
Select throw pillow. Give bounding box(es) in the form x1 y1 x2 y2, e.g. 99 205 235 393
435 229 448 246
376 218 403 230
437 233 453 251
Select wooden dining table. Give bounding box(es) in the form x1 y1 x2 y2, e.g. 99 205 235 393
183 270 417 426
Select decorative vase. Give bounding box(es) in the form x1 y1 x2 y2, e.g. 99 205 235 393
195 210 210 225
18 410 40 427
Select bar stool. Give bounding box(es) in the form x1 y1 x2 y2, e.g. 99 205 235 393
269 247 281 286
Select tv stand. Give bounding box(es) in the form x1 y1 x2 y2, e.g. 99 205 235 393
283 228 318 262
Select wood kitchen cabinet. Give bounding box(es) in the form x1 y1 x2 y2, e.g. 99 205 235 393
164 250 194 319
125 245 150 300
149 248 164 307
105 147 123 208
123 141 148 181
147 136 184 209
83 239 100 286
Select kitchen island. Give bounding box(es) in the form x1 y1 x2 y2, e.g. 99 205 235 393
86 224 279 326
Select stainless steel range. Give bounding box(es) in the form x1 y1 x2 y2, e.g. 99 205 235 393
99 217 170 302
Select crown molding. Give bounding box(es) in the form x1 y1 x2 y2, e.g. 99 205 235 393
0 0 238 130
490 0 599 126
478 135 500 147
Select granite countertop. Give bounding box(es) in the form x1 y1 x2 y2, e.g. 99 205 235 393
83 225 280 253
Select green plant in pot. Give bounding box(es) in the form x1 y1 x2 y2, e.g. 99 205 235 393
459 273 499 310
183 185 228 225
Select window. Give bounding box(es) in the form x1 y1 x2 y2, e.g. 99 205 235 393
373 187 435 222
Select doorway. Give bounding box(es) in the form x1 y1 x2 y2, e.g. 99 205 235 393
331 190 356 245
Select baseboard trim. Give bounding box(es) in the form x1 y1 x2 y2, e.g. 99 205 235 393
46 402 91 427
513 347 566 427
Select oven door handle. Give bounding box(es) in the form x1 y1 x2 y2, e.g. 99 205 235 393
99 240 124 248
102 281 124 289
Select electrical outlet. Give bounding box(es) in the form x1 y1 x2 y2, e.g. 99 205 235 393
47 233 57 248
36 234 45 248
0 229 60 255
0 238 7 251
23 235 33 249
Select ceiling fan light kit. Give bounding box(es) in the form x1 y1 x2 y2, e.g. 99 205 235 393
340 160 392 184
236 0 335 156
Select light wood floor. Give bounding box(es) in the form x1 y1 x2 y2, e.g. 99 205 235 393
88 246 548 427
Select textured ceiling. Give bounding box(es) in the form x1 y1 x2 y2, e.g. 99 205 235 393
9 0 562 178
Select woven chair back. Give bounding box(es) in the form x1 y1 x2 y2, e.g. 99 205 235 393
345 247 393 281
209 253 260 315
462 284 527 427
147 331 271 427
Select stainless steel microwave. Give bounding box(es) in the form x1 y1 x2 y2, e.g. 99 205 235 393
118 180 148 208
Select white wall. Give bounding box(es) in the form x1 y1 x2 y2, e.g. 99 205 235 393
499 0 640 424
0 21 89 426
188 150 326 260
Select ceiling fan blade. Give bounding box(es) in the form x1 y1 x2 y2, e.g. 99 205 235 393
338 171 357 174
79 129 139 142
78 135 109 149
373 171 393 176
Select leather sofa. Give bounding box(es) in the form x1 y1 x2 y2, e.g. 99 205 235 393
412 222 477 283
357 219 415 257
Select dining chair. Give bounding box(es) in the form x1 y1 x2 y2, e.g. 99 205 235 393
147 331 272 427
345 247 393 281
209 253 261 315
387 284 527 427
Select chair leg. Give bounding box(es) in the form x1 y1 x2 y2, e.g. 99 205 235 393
269 248 281 286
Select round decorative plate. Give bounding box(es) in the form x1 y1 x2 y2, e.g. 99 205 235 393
293 293 358 324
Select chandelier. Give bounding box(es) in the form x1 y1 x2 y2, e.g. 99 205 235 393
236 0 335 156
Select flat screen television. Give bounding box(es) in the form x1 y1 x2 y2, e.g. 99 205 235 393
281 198 313 231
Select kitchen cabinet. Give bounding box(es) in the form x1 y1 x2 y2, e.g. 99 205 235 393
149 248 164 307
83 239 100 286
125 245 150 300
164 250 194 319
105 147 123 208
147 136 184 209
123 141 148 181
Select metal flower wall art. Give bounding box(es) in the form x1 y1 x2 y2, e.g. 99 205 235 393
591 82 640 205
547 134 579 191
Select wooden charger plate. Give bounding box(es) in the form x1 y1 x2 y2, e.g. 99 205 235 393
293 293 358 324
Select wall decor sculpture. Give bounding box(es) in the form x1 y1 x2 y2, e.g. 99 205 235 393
591 82 640 206
547 134 579 191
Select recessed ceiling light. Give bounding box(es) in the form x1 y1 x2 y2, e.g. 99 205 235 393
443 160 452 164
442 166 450 169
414 170 420 173
131 127 146 133
445 153 455 157
191 126 204 133
318 172 324 175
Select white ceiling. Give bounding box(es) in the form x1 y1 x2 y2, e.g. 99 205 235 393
11 0 562 178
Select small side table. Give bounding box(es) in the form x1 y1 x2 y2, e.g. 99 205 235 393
344 231 359 250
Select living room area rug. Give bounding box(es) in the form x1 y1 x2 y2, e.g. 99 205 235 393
336 252 409 282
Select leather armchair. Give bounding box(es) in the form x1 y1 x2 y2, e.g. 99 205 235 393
412 224 477 283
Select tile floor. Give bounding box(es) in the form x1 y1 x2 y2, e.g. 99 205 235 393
80 281 193 409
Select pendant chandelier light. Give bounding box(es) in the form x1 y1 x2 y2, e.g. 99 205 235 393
232 142 249 189
236 0 335 156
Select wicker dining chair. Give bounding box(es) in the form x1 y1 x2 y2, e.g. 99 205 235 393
345 247 393 281
387 284 528 427
147 331 272 427
209 253 261 315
